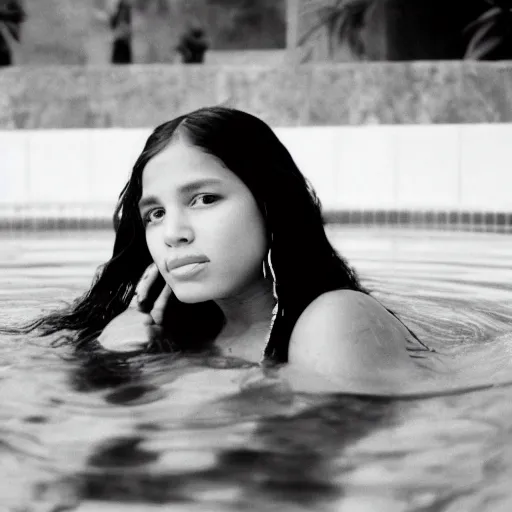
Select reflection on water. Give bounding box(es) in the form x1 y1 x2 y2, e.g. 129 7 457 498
1 228 512 511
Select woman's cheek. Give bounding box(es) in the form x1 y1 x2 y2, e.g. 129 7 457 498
145 233 160 266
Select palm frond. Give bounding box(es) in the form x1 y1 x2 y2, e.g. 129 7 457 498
464 18 498 57
465 35 503 59
464 1 512 59
298 0 374 59
463 6 502 34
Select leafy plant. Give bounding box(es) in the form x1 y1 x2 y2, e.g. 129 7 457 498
299 0 512 61
0 0 26 43
464 0 512 59
298 0 374 60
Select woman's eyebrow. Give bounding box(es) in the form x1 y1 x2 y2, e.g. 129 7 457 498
138 178 224 210
179 178 224 194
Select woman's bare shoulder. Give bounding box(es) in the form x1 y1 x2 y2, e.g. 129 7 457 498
290 289 404 337
287 290 419 392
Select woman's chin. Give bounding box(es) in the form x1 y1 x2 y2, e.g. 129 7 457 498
172 288 214 304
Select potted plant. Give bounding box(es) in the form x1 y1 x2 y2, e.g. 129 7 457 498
298 0 512 61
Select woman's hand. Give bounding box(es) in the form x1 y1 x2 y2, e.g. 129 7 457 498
97 263 173 352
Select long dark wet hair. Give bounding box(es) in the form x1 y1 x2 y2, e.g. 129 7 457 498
2 106 426 362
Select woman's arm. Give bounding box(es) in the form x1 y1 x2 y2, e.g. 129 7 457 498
287 290 421 395
97 263 173 353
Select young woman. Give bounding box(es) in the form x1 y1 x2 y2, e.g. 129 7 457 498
12 106 438 395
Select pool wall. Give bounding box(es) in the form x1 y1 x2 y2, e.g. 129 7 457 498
1 62 511 128
1 62 511 231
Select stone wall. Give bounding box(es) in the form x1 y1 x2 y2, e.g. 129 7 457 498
0 61 511 129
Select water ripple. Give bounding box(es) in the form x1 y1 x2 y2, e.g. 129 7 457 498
1 228 512 510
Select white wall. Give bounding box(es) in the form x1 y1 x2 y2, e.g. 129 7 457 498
1 124 511 214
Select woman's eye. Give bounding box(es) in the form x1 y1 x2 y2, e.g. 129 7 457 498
190 194 219 207
143 208 164 225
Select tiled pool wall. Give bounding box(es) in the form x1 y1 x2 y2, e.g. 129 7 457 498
1 62 511 232
1 123 511 233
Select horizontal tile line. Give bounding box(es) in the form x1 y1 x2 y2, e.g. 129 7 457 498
0 209 511 233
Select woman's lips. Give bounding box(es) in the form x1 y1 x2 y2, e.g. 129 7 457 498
168 261 208 279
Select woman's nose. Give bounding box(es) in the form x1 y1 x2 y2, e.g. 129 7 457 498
163 210 194 246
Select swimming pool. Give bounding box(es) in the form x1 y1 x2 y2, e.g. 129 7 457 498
1 226 512 511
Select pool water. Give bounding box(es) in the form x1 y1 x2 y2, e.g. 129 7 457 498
1 227 512 511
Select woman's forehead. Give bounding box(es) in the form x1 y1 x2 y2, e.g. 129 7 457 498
141 142 242 195
143 143 230 182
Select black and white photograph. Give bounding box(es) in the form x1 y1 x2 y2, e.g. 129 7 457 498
1 1 512 510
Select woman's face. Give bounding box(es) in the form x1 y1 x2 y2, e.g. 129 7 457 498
139 139 268 303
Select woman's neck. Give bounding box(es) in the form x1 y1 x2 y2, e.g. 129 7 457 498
213 277 277 360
